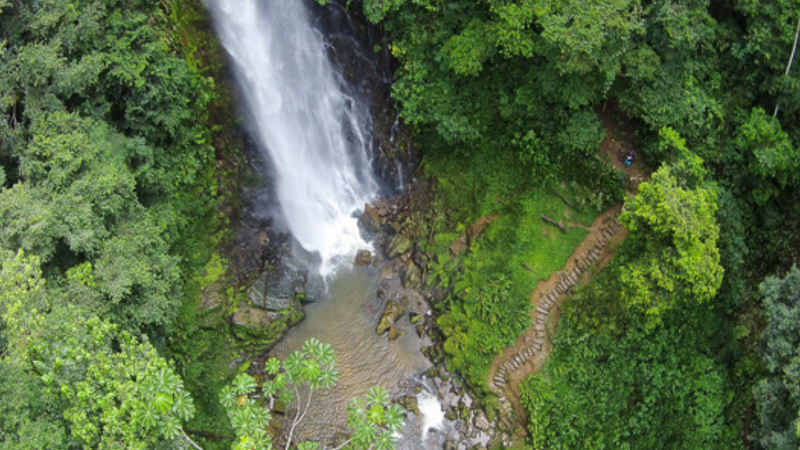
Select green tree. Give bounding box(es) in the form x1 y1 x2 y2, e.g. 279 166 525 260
734 107 800 204
0 250 195 450
619 131 722 322
754 265 800 450
218 339 404 450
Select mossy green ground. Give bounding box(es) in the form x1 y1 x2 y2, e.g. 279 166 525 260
422 148 604 393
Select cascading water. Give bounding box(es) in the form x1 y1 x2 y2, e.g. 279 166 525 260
205 1 476 448
205 0 377 275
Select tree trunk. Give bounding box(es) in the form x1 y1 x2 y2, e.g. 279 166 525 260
774 16 800 118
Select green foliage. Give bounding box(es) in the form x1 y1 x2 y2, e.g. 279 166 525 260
734 107 800 204
217 339 403 450
0 256 195 449
346 386 405 450
522 318 734 449
754 266 800 450
347 0 800 445
219 374 272 450
521 265 737 450
0 362 68 450
619 145 722 323
425 147 602 391
0 1 229 448
0 0 219 332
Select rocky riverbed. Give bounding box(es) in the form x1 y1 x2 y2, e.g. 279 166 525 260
353 182 506 449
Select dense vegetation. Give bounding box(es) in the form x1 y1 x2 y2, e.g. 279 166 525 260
0 0 235 448
4 0 800 448
345 0 800 447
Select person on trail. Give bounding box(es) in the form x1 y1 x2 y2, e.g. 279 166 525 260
625 150 634 167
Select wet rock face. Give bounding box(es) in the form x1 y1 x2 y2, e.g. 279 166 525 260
248 264 300 310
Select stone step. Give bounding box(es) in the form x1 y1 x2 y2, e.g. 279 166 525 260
537 315 546 324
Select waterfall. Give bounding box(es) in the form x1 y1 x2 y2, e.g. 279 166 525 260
206 0 377 275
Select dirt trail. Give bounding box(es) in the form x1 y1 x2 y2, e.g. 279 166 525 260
486 206 627 424
485 102 647 444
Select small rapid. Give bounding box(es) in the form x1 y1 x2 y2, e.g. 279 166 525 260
205 0 377 275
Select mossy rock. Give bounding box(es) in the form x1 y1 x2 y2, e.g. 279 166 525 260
231 305 305 352
386 234 412 258
376 299 406 334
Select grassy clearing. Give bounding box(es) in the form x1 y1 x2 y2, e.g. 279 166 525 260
423 148 604 394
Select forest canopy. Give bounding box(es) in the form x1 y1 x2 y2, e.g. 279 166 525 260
3 0 800 449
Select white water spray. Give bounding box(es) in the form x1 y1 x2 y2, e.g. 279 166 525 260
206 0 377 275
417 391 445 441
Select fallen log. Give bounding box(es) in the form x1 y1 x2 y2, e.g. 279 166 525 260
541 214 567 233
549 188 582 212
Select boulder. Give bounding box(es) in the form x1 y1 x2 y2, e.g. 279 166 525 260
354 249 372 266
399 394 420 414
231 305 305 352
386 234 412 258
402 261 422 288
247 261 306 310
381 263 395 279
362 204 381 232
377 279 391 300
473 413 491 431
232 306 274 326
422 345 445 363
272 399 287 415
376 299 406 335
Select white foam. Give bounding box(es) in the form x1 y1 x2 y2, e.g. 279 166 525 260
417 391 445 441
206 0 377 276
